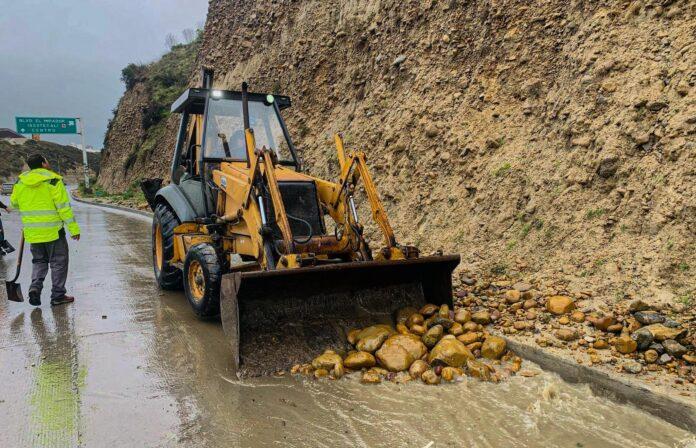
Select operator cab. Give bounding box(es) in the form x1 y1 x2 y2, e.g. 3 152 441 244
169 87 299 218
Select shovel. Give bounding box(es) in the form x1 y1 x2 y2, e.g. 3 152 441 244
5 234 25 302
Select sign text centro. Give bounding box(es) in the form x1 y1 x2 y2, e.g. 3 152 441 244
15 117 78 134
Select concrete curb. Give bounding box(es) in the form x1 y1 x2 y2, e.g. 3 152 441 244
71 193 153 218
505 337 696 433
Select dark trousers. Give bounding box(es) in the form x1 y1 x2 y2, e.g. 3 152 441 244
30 231 69 300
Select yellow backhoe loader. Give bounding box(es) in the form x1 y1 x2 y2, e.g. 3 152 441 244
142 70 460 376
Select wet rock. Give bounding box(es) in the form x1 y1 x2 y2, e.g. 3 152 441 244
546 296 575 315
407 313 424 327
504 290 521 304
409 359 429 379
457 332 481 345
662 318 681 328
558 316 570 325
631 327 654 350
428 336 475 367
525 309 537 320
396 323 410 335
430 316 455 329
463 321 479 332
461 276 476 286
623 362 643 374
658 353 673 365
629 299 651 312
355 325 394 352
421 369 441 385
454 309 472 324
663 340 687 358
422 324 444 348
466 359 492 381
396 307 419 325
589 315 615 332
441 366 463 382
386 334 427 360
449 322 464 336
361 370 381 384
593 340 609 350
312 350 343 371
555 329 579 341
615 335 638 354
376 341 414 372
570 311 586 323
644 324 687 342
513 321 529 331
410 324 426 336
419 303 439 316
480 335 506 359
607 323 623 333
344 351 376 370
649 343 664 354
683 354 696 365
331 363 345 379
347 329 361 345
314 368 329 378
644 349 659 363
523 299 537 309
472 310 491 325
467 342 483 352
512 282 532 292
438 303 450 318
634 311 665 325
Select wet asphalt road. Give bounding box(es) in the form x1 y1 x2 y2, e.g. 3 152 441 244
0 196 694 447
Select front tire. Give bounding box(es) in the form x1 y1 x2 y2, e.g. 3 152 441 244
152 203 183 290
183 243 221 318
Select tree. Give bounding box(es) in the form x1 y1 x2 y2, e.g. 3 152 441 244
182 28 195 44
165 33 179 49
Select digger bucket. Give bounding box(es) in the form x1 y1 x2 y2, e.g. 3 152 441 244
220 254 460 376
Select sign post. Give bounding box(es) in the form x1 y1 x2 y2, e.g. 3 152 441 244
78 118 90 190
15 116 91 190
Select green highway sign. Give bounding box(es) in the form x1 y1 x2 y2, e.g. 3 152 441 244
15 117 78 134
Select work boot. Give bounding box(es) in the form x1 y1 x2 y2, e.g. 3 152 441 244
50 295 75 307
28 290 41 307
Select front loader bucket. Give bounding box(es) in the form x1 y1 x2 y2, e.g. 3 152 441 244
220 254 460 377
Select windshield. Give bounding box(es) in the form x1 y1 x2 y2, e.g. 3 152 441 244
203 97 293 162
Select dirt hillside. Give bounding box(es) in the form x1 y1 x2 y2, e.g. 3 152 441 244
0 139 100 184
100 0 695 306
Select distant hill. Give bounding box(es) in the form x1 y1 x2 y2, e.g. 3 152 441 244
0 139 100 183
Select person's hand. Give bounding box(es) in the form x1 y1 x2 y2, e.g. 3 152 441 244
4 207 11 213
71 234 80 241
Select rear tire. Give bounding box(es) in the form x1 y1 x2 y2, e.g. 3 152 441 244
152 203 183 290
183 243 221 318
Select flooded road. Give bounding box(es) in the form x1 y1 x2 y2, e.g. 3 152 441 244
0 197 694 447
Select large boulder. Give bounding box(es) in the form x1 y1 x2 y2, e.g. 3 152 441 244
644 324 687 342
422 324 444 348
355 325 394 352
481 336 507 359
376 342 414 372
381 334 427 360
634 311 665 325
428 335 475 367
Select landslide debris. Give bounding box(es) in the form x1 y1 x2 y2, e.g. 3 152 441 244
292 304 524 385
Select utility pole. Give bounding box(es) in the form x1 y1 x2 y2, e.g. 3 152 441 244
78 117 91 191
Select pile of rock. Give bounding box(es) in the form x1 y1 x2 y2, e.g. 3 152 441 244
291 304 523 385
453 278 695 383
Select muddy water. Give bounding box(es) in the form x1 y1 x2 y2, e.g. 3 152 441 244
0 197 694 447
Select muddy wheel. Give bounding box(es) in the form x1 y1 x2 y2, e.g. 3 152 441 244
152 203 183 290
183 243 221 318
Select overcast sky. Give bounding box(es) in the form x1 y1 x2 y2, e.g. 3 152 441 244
0 0 208 149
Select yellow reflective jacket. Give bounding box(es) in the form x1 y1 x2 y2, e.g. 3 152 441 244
10 168 81 243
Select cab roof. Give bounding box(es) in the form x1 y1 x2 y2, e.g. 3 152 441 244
171 88 292 114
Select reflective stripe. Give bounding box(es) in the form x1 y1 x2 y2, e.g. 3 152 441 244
55 202 71 209
20 210 60 217
63 218 76 224
23 221 64 228
35 171 54 178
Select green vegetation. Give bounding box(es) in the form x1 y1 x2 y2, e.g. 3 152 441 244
490 264 507 276
0 140 100 181
493 162 512 177
585 208 606 219
677 294 693 307
678 262 690 272
79 179 145 203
